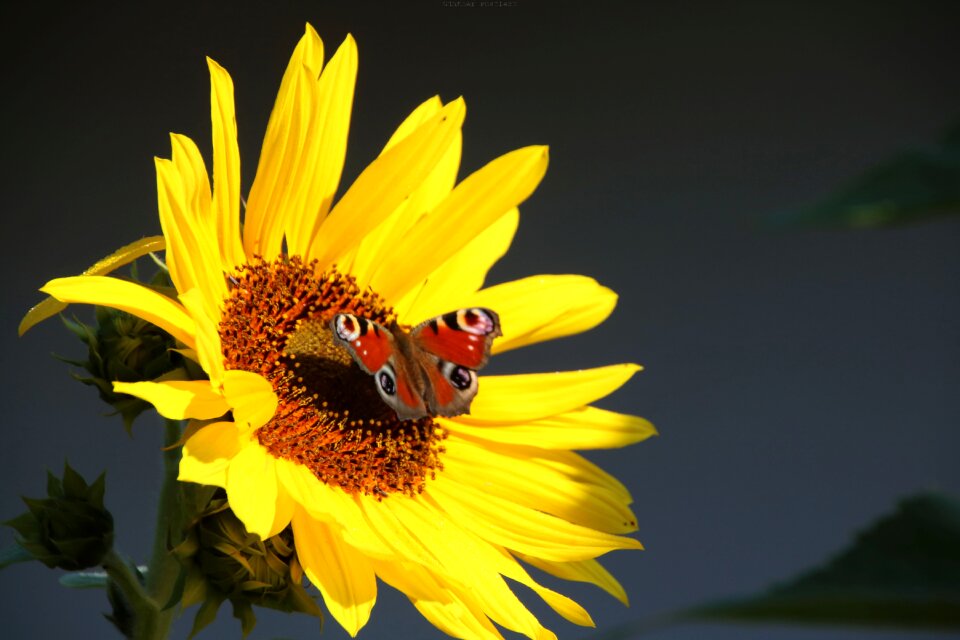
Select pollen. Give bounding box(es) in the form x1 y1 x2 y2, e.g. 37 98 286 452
218 257 446 497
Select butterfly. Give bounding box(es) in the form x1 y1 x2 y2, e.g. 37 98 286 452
330 308 502 420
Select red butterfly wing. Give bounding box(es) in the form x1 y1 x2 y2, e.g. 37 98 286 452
331 314 429 420
411 308 502 369
330 314 393 373
420 358 479 417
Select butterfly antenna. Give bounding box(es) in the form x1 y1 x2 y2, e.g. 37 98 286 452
149 252 169 272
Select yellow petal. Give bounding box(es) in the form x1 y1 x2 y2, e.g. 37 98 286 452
155 153 226 319
443 406 656 450
169 132 212 223
307 98 466 270
395 208 518 323
112 380 228 420
384 497 554 639
373 560 505 640
534 449 634 505
221 370 278 430
360 498 456 573
466 275 617 354
244 24 324 258
274 460 389 558
370 145 548 303
268 480 297 539
285 35 358 256
179 421 240 488
206 57 244 270
226 442 282 539
473 545 594 628
293 509 377 636
40 276 195 347
178 288 223 383
462 364 641 425
19 235 165 336
442 438 638 534
517 555 628 606
517 577 593 628
348 96 461 284
428 474 642 562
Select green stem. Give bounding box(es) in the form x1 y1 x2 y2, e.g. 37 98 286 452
142 418 185 637
103 419 184 639
102 549 165 640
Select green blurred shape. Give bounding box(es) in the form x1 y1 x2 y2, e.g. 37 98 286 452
770 122 960 228
591 493 960 639
688 492 960 630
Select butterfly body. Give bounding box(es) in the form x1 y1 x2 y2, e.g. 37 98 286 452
331 308 501 420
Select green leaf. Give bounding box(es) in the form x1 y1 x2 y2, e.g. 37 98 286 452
0 544 34 569
769 121 960 228
161 565 188 611
189 594 226 639
60 571 109 589
688 492 960 630
231 599 257 638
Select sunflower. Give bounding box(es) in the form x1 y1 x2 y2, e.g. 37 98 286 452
31 24 655 639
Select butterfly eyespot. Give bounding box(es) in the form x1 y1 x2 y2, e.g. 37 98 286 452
378 368 397 396
446 364 474 391
456 308 496 335
333 314 362 342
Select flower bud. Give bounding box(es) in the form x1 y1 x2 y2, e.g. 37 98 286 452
5 463 114 571
60 272 183 431
175 491 321 637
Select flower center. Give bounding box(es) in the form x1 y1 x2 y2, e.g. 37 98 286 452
218 257 446 497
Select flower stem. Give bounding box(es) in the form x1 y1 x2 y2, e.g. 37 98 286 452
101 419 184 639
102 549 165 640
141 418 185 637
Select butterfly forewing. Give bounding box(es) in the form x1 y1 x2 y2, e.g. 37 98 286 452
331 313 393 374
411 308 501 369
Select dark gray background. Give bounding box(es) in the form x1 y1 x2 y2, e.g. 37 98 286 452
1 1 958 639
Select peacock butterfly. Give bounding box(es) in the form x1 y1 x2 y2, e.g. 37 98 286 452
330 308 502 420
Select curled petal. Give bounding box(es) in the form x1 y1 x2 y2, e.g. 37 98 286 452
40 276 195 348
19 236 165 336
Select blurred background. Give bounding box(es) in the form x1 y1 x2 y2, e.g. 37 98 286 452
1 1 958 638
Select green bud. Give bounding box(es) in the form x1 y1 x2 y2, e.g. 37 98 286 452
175 491 321 638
59 270 185 432
5 463 114 571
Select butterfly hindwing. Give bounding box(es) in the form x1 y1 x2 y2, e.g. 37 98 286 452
421 357 479 417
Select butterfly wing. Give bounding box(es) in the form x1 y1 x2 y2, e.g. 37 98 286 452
410 308 501 416
331 314 428 420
